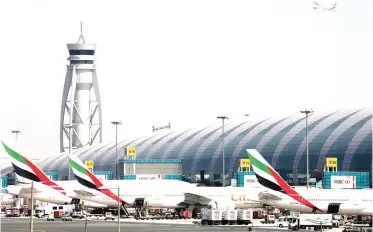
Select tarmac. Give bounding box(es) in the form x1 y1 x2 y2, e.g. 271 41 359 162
0 217 352 232
1 218 286 232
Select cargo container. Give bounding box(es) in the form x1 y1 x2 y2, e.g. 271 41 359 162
201 208 222 225
322 172 370 189
222 210 237 225
237 209 253 225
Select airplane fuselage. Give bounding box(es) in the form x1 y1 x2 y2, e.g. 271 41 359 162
13 180 264 210
260 189 373 216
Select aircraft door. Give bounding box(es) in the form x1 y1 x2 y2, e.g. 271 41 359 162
327 203 341 214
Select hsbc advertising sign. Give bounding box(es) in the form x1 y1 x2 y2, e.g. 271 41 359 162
244 175 261 188
331 176 356 189
136 174 161 181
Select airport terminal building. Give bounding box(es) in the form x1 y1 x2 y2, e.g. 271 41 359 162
1 108 372 187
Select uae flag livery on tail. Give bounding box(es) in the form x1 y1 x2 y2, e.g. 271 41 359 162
246 149 322 213
1 141 67 196
67 154 128 205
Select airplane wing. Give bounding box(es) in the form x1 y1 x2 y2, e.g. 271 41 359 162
18 185 49 195
73 189 99 197
258 191 283 201
183 192 213 205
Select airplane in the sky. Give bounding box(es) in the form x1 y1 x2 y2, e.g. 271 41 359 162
313 1 337 12
2 141 264 212
246 149 373 226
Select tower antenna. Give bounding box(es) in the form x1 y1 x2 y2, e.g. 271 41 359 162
77 21 86 44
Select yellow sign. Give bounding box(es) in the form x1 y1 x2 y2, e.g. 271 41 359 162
126 147 136 156
325 157 337 167
240 159 250 168
33 159 40 166
85 160 94 169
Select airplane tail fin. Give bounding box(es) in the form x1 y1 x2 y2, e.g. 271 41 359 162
1 141 67 196
246 149 322 212
67 154 104 190
246 149 291 193
67 154 127 204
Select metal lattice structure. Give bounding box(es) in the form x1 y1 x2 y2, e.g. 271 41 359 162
59 23 103 152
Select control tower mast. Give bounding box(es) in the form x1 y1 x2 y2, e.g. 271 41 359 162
60 23 103 152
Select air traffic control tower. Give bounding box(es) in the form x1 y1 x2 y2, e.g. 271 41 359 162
60 24 103 152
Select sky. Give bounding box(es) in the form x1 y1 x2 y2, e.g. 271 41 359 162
0 0 372 166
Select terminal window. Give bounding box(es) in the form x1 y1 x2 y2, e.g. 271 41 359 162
69 50 95 55
70 60 94 64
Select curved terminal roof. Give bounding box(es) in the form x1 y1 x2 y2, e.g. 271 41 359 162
2 108 372 185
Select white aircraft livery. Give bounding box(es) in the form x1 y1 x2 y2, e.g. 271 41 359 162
246 148 373 224
1 140 264 210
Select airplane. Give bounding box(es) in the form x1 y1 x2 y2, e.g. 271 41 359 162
313 1 337 11
2 141 265 211
1 141 106 207
67 153 265 211
246 148 373 225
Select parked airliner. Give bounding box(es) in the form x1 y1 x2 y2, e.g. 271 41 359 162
246 148 373 226
2 141 264 211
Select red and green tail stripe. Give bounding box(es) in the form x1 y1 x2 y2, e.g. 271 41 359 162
2 141 67 196
246 149 322 212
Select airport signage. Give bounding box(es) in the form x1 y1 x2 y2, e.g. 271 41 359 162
331 176 355 189
125 147 136 156
85 160 94 169
33 159 40 166
240 159 250 168
243 175 261 188
136 174 161 181
324 157 337 168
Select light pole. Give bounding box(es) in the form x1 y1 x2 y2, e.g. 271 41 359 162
217 115 229 187
300 109 314 189
111 121 122 180
117 186 120 232
30 180 34 232
66 125 74 180
11 130 21 143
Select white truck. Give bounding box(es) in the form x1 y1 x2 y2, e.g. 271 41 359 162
289 214 333 231
201 208 222 225
277 216 297 228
